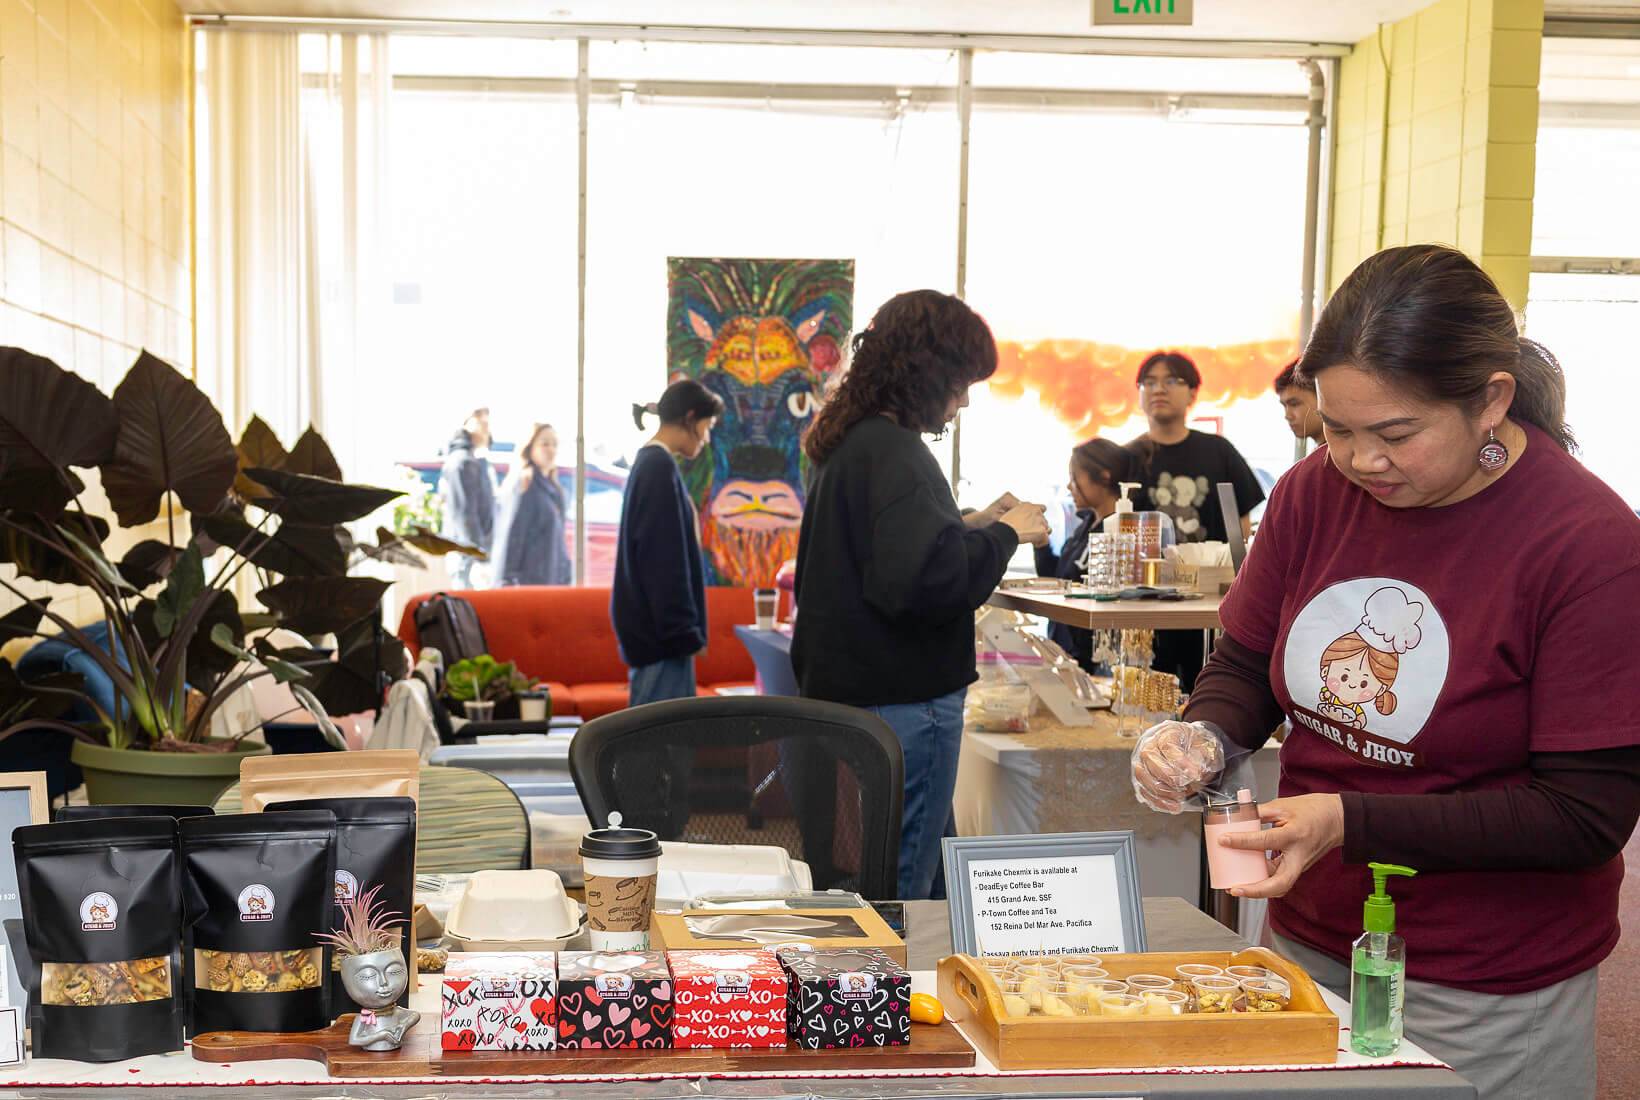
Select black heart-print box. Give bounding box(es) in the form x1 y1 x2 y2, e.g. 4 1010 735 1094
777 947 911 1049
555 951 674 1049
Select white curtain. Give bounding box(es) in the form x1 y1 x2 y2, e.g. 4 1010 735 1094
198 29 391 480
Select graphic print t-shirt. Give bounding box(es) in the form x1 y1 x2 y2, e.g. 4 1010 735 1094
1125 430 1265 543
1219 423 1640 993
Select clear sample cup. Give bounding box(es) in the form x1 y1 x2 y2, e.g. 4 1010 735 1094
1175 963 1225 982
1224 965 1274 982
1125 973 1178 992
1077 978 1129 1015
1098 992 1145 1018
1037 980 1088 1017
1143 989 1191 1016
1240 975 1292 1012
1191 975 1242 1014
980 957 1017 977
1056 954 1104 969
1061 964 1109 981
996 978 1032 1018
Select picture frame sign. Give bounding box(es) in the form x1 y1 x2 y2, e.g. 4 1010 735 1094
942 831 1147 957
0 774 48 1014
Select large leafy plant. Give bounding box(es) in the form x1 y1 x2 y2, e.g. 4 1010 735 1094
0 346 475 751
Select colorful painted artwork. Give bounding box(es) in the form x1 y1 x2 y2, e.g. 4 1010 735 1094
667 258 854 588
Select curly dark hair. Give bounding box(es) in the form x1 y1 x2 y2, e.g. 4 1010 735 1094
803 290 997 464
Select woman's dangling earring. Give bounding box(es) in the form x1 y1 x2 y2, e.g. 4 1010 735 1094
1478 425 1509 472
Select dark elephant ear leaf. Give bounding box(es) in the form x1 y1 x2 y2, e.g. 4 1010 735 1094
306 618 405 716
234 416 288 501
242 467 401 524
184 591 243 691
193 513 347 578
100 351 238 525
118 540 181 588
0 601 48 645
257 576 390 636
402 525 486 559
0 512 111 584
358 527 425 568
286 426 343 481
0 347 117 513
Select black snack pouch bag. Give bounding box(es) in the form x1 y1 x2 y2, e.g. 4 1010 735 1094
57 804 215 822
14 817 185 1061
266 797 416 1016
182 810 337 1034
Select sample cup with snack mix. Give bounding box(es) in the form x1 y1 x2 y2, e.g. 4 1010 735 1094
1191 975 1243 1014
1224 964 1273 982
1175 963 1224 982
579 812 662 950
996 978 1032 1018
1061 964 1109 983
1239 975 1292 1012
1036 981 1088 1017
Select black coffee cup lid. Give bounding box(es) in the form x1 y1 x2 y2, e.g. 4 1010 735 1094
580 811 662 860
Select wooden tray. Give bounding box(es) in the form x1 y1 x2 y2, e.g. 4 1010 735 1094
938 947 1338 1071
192 1016 975 1078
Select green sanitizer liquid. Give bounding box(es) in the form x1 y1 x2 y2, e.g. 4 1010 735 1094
1349 863 1416 1058
1349 948 1404 1056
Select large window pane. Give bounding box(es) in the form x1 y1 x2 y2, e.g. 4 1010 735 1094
1525 272 1640 507
960 77 1309 541
584 42 960 585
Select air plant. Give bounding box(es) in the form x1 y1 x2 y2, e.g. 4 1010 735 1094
314 884 403 959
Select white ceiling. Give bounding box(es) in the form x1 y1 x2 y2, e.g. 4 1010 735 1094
181 1 1442 46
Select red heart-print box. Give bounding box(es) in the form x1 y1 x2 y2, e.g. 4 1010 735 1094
667 950 787 1049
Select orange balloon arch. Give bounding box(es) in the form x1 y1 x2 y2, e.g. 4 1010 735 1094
989 337 1301 437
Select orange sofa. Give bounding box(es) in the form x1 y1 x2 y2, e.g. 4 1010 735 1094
397 586 757 720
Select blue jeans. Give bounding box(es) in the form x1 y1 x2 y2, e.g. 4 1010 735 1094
628 655 696 707
867 690 966 901
623 655 698 837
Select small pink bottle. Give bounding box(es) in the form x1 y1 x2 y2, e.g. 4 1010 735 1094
1203 788 1269 890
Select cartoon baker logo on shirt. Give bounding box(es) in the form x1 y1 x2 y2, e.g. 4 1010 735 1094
1316 587 1424 731
1282 578 1449 768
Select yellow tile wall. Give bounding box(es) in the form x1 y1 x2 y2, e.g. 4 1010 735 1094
0 0 192 629
1328 0 1545 308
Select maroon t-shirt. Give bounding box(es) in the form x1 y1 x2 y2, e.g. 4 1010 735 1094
1220 423 1640 994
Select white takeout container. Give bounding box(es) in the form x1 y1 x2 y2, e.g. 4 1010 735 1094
446 869 584 951
655 840 814 904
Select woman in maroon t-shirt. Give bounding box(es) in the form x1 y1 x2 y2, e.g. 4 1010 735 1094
1132 245 1640 1100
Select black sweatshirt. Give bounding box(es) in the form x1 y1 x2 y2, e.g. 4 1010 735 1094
792 416 1018 706
610 444 707 668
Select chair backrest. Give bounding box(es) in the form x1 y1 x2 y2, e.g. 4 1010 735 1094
570 696 903 900
213 764 531 876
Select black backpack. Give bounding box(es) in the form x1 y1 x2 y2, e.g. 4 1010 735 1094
412 593 489 666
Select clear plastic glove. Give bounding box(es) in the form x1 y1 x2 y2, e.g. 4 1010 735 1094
1130 720 1226 815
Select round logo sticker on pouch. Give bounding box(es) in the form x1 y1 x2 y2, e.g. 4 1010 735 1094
334 869 358 906
79 892 118 931
238 884 276 921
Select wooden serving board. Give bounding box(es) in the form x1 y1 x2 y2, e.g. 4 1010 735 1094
939 947 1338 1071
192 1017 975 1078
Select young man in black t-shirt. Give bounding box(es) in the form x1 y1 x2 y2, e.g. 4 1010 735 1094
1124 352 1265 689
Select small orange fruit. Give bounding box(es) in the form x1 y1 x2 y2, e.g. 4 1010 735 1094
909 992 944 1025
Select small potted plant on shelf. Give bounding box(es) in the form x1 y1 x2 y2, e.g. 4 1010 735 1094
0 346 482 804
444 654 540 721
315 884 419 1051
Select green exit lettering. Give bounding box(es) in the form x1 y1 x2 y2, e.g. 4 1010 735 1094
1094 0 1193 25
1114 1 1177 11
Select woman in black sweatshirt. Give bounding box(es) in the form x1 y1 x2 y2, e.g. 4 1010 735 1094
793 290 1050 899
1035 437 1136 672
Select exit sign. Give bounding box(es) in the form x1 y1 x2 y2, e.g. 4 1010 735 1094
1092 0 1194 26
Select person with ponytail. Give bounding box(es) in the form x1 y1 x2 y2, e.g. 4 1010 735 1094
793 289 1051 900
1034 438 1135 672
1129 245 1639 1099
611 379 724 708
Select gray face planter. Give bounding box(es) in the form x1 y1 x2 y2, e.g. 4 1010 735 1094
339 949 420 1051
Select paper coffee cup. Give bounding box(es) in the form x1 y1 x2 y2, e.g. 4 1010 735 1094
580 815 663 951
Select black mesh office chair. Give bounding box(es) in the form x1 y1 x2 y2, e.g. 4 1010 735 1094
570 696 904 900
